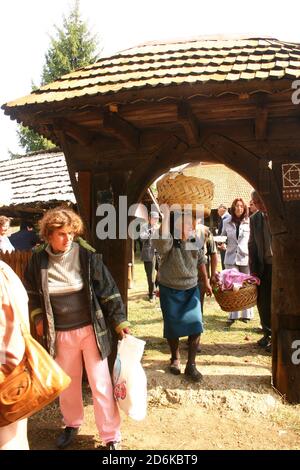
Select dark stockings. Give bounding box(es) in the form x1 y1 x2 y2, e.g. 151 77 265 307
167 334 201 365
167 338 180 364
187 334 201 366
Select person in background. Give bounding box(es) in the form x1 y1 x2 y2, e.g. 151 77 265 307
0 216 14 254
9 220 39 251
152 208 212 382
249 199 258 215
24 207 130 450
140 211 160 302
221 198 253 325
196 221 218 313
0 261 30 450
248 190 272 352
217 204 230 269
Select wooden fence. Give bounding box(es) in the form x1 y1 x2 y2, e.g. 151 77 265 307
0 250 32 283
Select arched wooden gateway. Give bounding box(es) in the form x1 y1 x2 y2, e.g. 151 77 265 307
2 37 300 402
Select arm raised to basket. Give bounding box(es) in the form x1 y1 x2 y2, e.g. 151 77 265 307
151 204 174 255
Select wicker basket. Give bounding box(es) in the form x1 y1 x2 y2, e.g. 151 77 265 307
157 172 214 217
213 283 257 312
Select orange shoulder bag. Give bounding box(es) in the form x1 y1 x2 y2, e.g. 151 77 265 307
0 304 71 427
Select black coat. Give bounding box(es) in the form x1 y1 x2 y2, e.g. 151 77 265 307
248 211 267 277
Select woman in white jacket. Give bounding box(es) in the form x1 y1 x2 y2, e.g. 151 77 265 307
221 198 253 325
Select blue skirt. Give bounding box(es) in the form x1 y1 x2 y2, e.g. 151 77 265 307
159 284 203 339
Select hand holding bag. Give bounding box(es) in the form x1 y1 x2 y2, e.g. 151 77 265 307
0 297 71 427
113 334 147 421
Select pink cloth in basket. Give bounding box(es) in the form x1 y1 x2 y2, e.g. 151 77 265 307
215 268 260 291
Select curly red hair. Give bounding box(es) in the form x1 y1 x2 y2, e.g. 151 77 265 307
39 207 84 241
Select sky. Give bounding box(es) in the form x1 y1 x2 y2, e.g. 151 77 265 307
1 0 300 160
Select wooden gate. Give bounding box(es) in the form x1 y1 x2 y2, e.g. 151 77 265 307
0 250 32 283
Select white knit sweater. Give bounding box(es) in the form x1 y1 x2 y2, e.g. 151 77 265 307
46 243 84 294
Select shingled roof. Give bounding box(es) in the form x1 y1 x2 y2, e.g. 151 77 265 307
3 37 300 111
0 151 75 208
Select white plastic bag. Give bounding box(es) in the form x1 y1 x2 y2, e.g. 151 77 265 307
113 334 147 421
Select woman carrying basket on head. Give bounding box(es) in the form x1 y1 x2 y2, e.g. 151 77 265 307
152 206 212 382
220 198 254 326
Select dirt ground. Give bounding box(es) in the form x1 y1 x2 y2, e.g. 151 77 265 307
27 265 300 451
28 349 300 451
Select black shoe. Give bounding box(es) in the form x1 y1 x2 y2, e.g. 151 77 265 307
240 318 250 323
257 335 271 348
226 319 235 327
56 426 79 449
106 441 122 450
169 359 181 375
184 364 203 382
265 340 272 353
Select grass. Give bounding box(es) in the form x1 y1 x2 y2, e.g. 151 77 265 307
271 405 300 436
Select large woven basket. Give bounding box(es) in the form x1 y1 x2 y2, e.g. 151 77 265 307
157 172 214 217
213 283 257 312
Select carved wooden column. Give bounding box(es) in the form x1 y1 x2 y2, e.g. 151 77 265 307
77 171 92 231
109 171 130 308
270 161 300 403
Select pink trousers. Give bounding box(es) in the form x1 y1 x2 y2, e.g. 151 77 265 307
55 325 121 444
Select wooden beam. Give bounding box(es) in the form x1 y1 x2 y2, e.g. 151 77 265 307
177 102 199 145
52 118 95 146
255 105 268 141
202 134 260 188
128 135 189 204
103 111 139 150
55 131 92 242
202 134 288 235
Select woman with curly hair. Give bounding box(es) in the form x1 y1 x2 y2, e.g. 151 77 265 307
24 207 129 450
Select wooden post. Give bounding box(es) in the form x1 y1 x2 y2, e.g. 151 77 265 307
272 231 300 402
55 131 92 242
91 171 129 374
127 216 135 289
109 171 129 308
78 171 91 230
269 161 300 403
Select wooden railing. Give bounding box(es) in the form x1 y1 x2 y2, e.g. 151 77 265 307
0 250 32 283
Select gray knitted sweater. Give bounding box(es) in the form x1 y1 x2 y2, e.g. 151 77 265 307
152 234 206 290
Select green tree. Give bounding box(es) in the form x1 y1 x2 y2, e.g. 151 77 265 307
42 0 99 84
18 0 100 153
17 126 55 154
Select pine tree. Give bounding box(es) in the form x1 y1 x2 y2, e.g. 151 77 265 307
42 0 99 85
18 0 100 153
